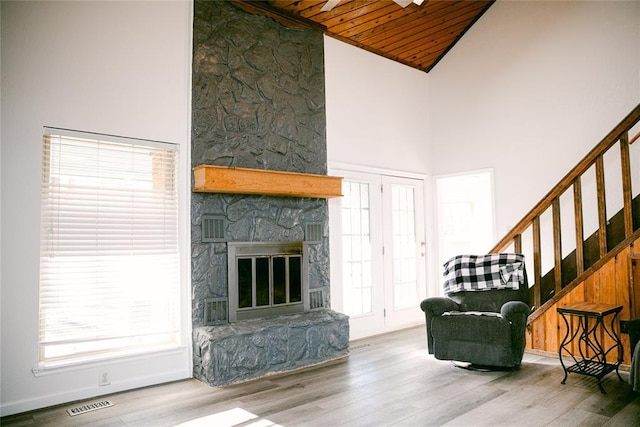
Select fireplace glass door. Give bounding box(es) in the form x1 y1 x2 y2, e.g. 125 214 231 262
228 241 307 322
237 255 302 310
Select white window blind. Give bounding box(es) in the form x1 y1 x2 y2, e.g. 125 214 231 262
39 129 180 365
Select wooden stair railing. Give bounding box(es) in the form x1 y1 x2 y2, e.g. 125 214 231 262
490 103 640 323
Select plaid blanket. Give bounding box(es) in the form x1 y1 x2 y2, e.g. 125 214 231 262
443 253 525 294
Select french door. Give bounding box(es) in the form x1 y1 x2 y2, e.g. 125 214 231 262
330 170 426 340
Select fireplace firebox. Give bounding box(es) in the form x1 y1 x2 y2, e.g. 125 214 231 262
227 241 309 322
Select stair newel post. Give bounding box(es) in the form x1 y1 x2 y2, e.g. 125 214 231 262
573 178 585 276
595 155 607 258
619 132 633 239
552 197 562 296
533 216 542 310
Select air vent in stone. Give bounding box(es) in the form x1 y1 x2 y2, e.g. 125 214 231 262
67 400 114 417
309 289 325 310
202 215 225 242
305 223 322 243
204 297 228 325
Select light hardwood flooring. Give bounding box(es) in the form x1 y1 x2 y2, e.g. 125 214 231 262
3 326 640 426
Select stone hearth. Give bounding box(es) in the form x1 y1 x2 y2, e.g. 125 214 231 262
193 310 349 386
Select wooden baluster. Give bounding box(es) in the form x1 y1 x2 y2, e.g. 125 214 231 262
552 197 562 295
533 217 542 309
513 234 526 294
595 155 607 258
573 178 585 276
620 132 633 238
514 234 522 254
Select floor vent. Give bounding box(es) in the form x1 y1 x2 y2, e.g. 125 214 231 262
349 343 371 352
66 400 114 417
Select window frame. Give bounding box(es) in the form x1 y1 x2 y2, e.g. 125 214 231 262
37 127 183 368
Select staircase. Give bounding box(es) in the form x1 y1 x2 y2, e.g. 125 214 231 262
489 103 640 362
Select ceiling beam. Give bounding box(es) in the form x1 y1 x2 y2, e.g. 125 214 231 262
230 1 327 31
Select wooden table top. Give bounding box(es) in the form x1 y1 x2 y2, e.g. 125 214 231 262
557 302 623 317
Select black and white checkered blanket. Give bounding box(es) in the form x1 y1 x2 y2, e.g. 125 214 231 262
442 253 525 294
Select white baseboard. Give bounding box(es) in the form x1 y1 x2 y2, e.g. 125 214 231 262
0 368 191 417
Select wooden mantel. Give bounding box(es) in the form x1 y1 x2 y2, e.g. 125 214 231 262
192 165 343 198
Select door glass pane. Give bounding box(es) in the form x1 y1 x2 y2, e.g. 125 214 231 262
342 181 373 316
391 185 418 309
436 171 494 269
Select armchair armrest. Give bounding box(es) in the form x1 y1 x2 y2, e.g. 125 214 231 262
420 297 459 316
420 297 460 354
501 300 530 358
500 301 530 323
625 319 640 353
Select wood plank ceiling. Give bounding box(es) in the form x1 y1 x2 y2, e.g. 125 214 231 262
233 0 494 73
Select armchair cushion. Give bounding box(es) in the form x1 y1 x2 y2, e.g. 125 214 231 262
449 288 528 313
432 313 512 345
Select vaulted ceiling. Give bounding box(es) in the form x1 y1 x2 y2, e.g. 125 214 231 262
232 0 494 73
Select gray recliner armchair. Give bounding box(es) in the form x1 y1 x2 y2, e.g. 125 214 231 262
624 318 640 391
420 254 531 368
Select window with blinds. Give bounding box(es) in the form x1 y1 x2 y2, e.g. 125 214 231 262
38 128 181 365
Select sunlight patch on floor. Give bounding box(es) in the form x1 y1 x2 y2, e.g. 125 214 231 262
176 407 282 427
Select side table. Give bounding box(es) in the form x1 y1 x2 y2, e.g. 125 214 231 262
557 302 623 393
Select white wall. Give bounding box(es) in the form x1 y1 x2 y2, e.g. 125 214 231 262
0 1 193 416
324 36 431 174
428 0 640 239
324 36 439 301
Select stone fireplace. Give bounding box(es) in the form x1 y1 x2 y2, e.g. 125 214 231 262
190 0 348 386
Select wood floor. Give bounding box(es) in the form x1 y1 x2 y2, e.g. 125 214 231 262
3 326 640 426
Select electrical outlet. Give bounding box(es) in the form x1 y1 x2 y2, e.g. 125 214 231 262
99 370 111 386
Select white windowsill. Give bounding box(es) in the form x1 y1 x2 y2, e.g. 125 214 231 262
32 344 188 377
